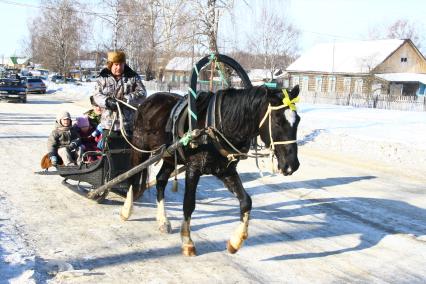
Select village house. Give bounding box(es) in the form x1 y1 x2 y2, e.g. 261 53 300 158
286 39 426 97
163 56 195 84
4 56 31 69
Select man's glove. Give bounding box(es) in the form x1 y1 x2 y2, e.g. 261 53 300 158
50 155 58 166
68 139 81 151
105 97 118 111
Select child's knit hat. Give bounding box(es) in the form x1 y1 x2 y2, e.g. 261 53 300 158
56 111 71 122
76 116 90 128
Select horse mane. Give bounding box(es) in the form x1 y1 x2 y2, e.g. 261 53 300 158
218 86 271 141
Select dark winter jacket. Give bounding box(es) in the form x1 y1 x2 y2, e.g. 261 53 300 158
93 65 146 132
47 122 81 157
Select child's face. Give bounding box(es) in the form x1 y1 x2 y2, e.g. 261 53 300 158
93 105 102 115
61 118 71 127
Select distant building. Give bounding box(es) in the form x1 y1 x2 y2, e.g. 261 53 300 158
4 57 31 69
286 39 426 96
248 69 287 87
163 57 196 84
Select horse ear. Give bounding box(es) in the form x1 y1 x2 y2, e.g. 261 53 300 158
289 85 299 100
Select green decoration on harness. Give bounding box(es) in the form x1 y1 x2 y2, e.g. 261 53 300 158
179 132 192 146
193 64 199 76
188 108 198 120
188 87 197 99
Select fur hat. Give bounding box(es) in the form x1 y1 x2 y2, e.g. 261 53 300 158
56 111 71 122
76 116 90 128
107 51 126 63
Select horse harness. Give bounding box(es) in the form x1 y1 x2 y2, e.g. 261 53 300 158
165 92 250 163
165 89 298 164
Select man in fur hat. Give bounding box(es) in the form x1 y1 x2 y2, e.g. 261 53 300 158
93 50 146 135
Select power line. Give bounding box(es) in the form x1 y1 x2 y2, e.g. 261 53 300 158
0 0 367 42
0 0 151 18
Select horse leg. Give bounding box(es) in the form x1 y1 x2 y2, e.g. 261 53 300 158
155 162 175 233
217 170 252 254
180 168 200 256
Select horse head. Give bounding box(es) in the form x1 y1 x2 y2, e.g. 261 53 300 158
259 85 300 176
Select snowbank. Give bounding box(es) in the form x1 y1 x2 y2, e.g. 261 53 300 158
298 103 426 175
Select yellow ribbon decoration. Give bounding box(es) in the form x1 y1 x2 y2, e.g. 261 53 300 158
282 89 299 111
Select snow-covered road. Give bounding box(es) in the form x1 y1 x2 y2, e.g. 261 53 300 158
1 89 425 283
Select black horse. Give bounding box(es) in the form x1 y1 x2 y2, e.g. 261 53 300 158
127 85 301 256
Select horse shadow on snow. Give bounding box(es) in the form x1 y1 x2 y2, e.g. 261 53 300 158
55 174 425 271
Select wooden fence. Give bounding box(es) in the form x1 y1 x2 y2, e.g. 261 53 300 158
300 91 426 112
143 81 426 112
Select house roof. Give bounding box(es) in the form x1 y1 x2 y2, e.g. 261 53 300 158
165 57 198 72
8 57 30 65
287 39 406 74
375 73 426 85
248 69 285 81
78 60 96 69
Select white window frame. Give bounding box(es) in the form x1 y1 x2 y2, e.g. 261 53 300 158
354 78 363 94
315 76 323 93
343 77 351 94
328 76 336 93
292 75 300 87
301 76 309 93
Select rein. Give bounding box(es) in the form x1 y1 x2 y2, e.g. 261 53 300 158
115 99 165 154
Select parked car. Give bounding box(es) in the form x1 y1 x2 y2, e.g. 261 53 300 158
50 75 65 83
0 78 27 103
65 77 82 85
26 78 46 94
83 74 98 82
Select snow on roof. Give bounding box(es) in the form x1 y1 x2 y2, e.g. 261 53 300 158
78 60 96 69
248 69 284 81
249 69 273 81
165 57 197 72
287 39 405 74
375 73 426 85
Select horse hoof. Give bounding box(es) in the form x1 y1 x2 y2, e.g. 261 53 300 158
159 222 172 234
226 240 238 254
120 213 129 221
182 245 196 257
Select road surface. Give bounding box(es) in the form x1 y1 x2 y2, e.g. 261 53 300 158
0 93 425 283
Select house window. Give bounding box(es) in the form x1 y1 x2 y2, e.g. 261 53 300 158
315 76 323 93
354 79 363 94
301 76 309 93
343 77 351 94
292 75 300 87
400 57 408 63
328 76 336 93
172 73 176 82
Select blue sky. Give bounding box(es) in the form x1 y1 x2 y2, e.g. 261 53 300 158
1 0 425 57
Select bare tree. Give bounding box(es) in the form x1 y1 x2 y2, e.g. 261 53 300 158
246 6 300 79
98 0 127 51
368 19 423 50
96 0 191 79
187 0 235 54
29 0 87 75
